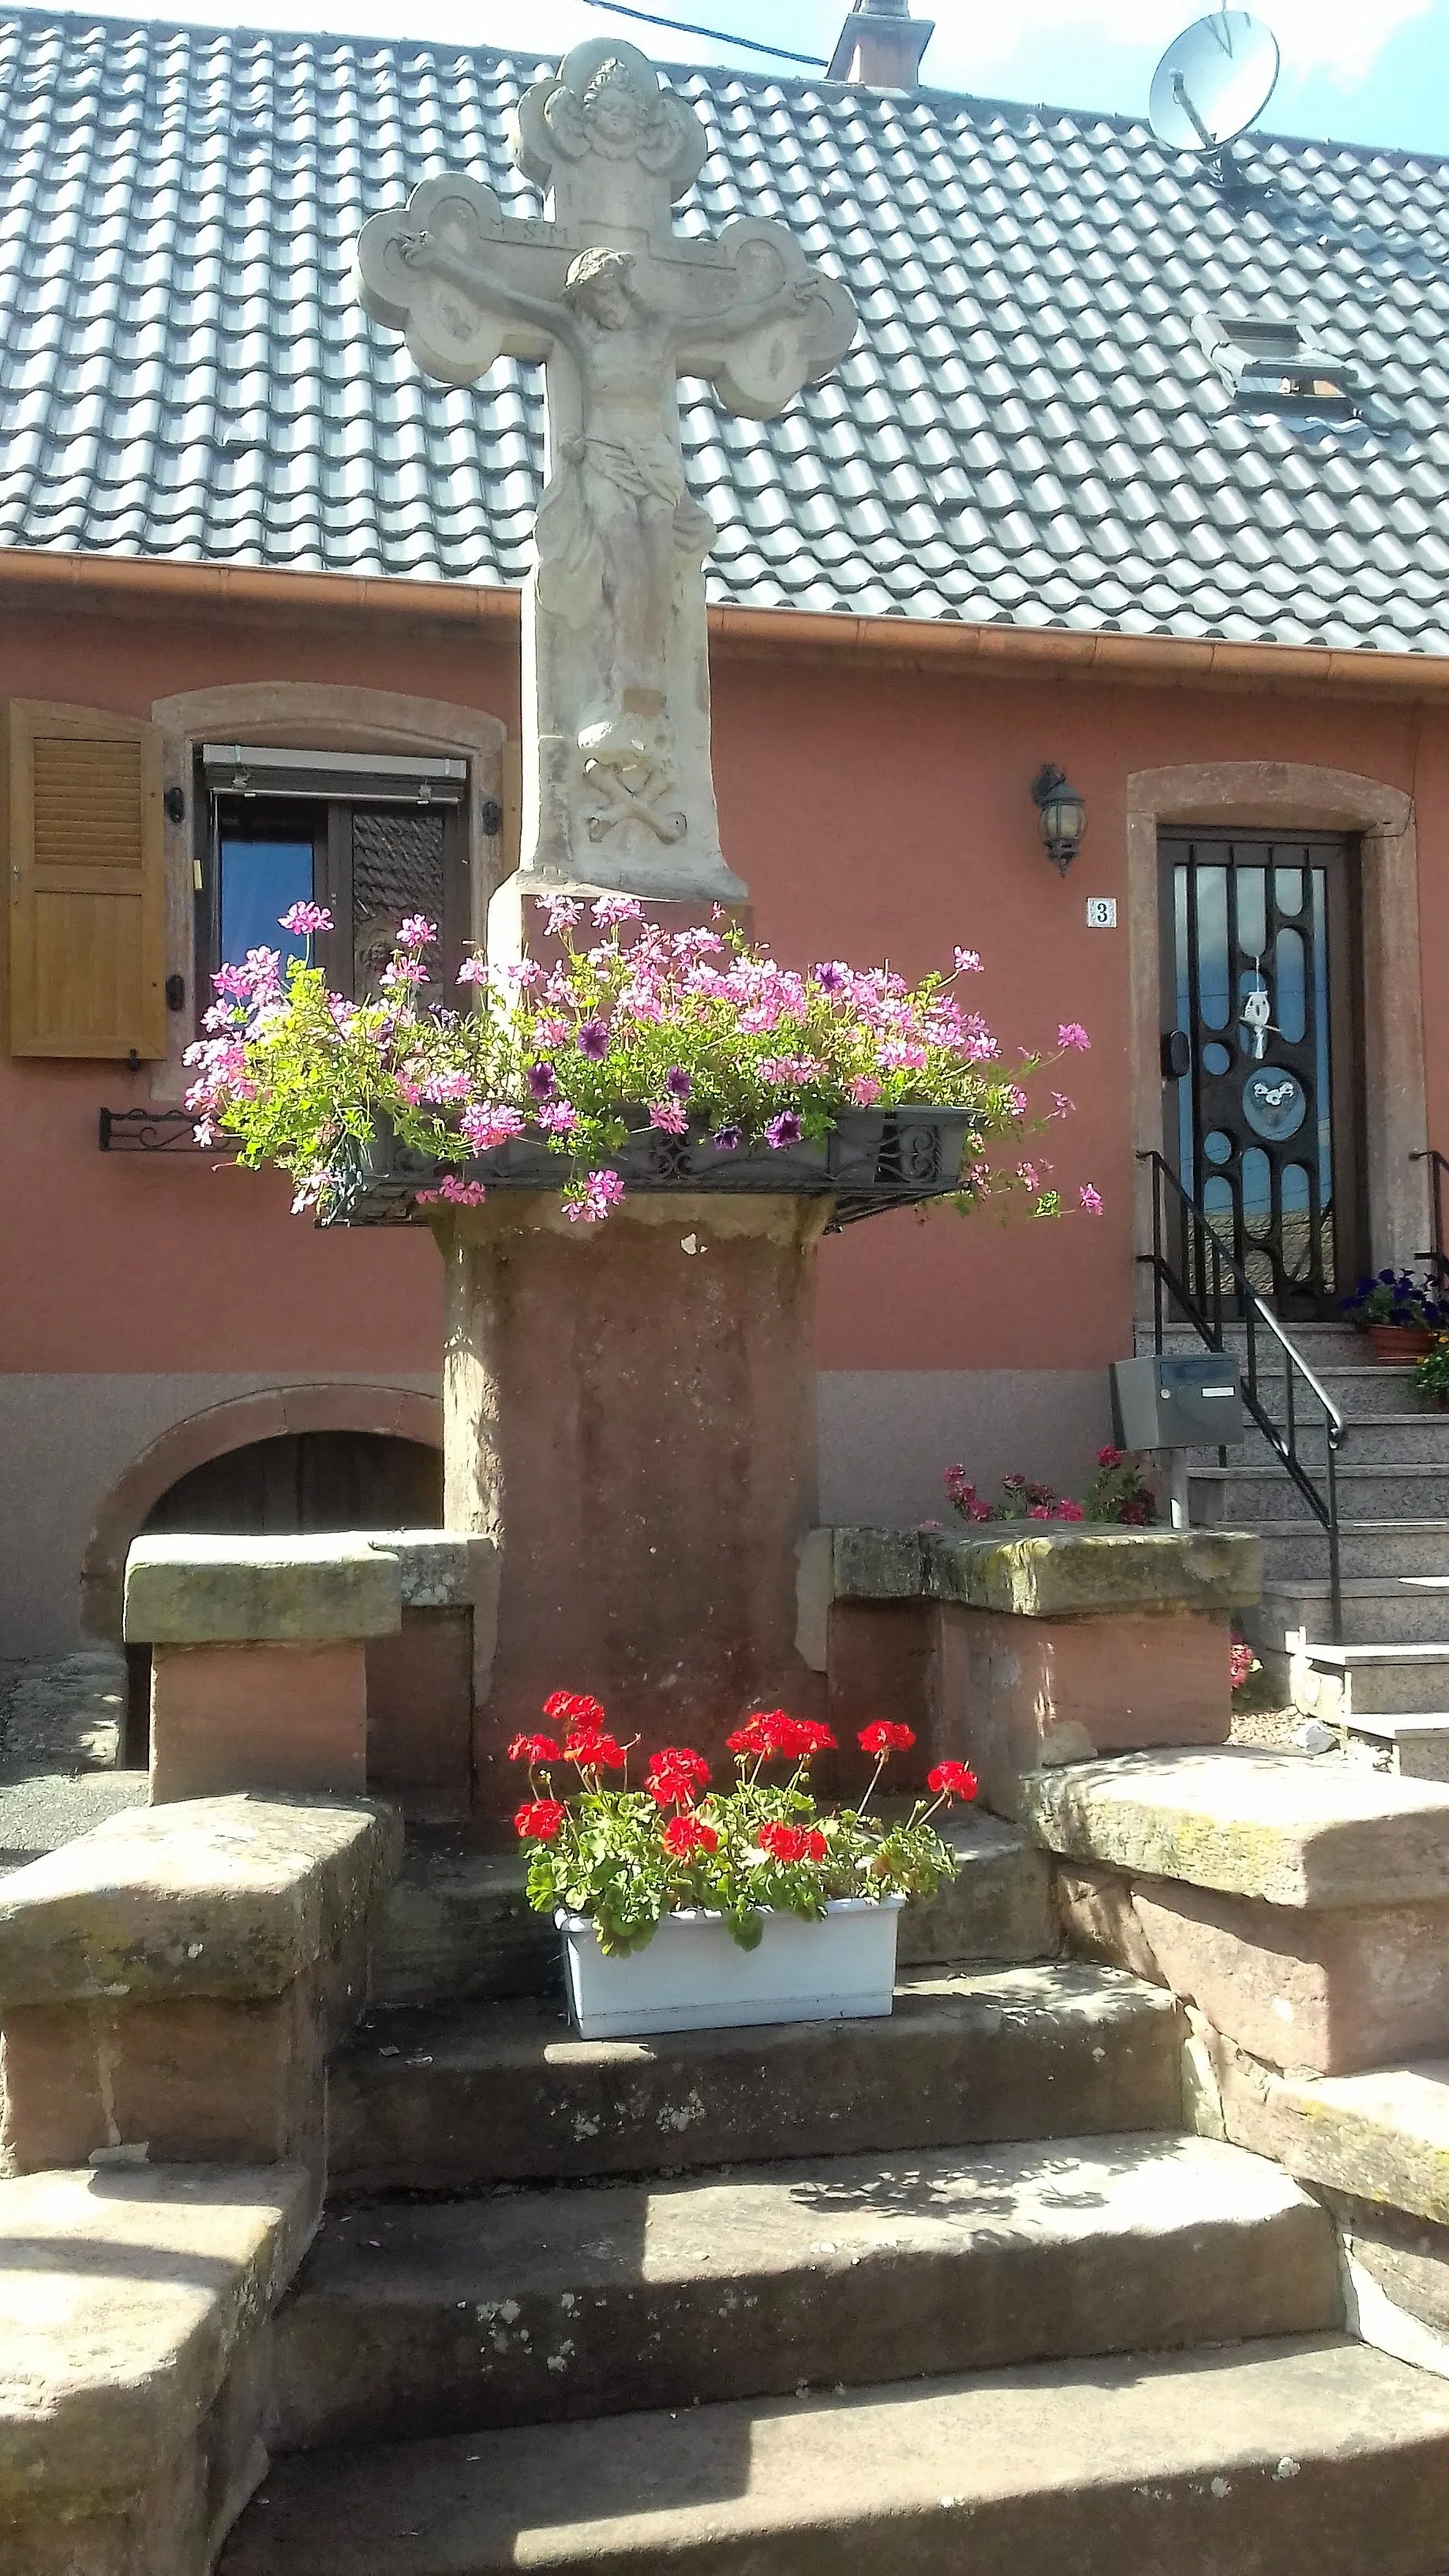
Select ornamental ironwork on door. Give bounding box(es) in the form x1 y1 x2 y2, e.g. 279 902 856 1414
1159 833 1365 1315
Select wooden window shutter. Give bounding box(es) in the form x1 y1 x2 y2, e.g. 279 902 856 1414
5 698 166 1058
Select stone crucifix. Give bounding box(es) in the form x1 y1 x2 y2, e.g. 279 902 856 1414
356 39 857 904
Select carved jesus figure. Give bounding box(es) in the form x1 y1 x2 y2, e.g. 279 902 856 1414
400 229 822 769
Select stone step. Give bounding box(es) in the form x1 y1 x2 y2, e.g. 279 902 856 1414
219 2335 1449 2576
1193 1462 1449 1523
1290 1639 1449 1719
373 1814 1054 2012
1258 1578 1449 1650
1253 1521 1449 1582
1147 1320 1366 1357
1339 1713 1449 1780
328 1964 1181 2199
1191 1413 1449 1467
271 2132 1337 2451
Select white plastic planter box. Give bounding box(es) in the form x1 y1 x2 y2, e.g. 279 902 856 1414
557 1896 905 2041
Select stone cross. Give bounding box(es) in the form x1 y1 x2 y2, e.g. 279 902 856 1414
356 39 857 904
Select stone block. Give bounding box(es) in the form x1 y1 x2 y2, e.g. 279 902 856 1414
825 1599 934 1772
1020 1746 1449 1908
1327 2190 1449 2340
365 1610 474 1820
896 1810 1055 1968
926 1525 1260 1619
0 2159 311 2576
149 1642 370 1803
0 1986 325 2178
934 1604 1231 1814
1130 1874 1449 2076
1205 2035 1449 2228
1054 1860 1166 1984
0 1795 400 2011
124 1533 402 1647
0 1796 400 2178
365 1530 489 1612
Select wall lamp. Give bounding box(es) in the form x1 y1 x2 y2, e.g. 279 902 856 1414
1032 765 1088 876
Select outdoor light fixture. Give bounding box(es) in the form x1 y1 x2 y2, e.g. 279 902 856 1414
1032 764 1088 875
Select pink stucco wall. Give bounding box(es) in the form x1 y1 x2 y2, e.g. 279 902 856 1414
2 590 1447 1651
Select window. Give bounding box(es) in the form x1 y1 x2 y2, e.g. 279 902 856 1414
198 743 470 1006
1193 315 1361 417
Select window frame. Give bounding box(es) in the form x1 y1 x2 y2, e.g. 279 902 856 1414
196 770 470 1016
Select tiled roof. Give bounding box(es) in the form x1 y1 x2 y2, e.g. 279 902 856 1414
3 5 1449 654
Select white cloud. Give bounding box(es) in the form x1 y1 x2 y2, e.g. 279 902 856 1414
926 0 1432 86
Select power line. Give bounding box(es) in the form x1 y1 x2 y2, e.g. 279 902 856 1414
579 1 829 68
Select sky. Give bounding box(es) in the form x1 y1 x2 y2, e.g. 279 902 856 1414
72 0 1449 159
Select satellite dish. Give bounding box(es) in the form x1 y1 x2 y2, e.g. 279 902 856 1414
1148 9 1280 155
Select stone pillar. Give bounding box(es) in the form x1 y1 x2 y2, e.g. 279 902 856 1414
436 1192 829 1810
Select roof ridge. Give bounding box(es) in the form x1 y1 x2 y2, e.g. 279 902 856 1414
2 0 1447 177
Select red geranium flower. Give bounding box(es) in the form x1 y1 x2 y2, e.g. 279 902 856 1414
564 1729 627 1769
758 1820 828 1865
507 1732 562 1765
661 1813 720 1860
646 1747 712 1807
790 1719 838 1757
927 1761 979 1802
514 1798 567 1842
543 1690 606 1728
858 1721 916 1755
726 1709 834 1762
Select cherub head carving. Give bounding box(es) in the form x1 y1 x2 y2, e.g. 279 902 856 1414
579 57 647 155
513 39 708 204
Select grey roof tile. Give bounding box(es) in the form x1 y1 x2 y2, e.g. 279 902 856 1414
1 12 1448 654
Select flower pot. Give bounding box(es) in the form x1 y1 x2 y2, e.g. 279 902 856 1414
1365 1324 1436 1361
328 1110 977 1229
557 1895 905 2040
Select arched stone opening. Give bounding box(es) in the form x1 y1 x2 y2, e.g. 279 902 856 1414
81 1383 443 1642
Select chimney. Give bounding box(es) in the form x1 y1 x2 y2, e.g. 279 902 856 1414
826 0 934 87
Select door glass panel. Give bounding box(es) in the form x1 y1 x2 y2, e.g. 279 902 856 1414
1234 866 1266 963
1202 1041 1232 1076
1204 1129 1233 1163
1275 927 1306 1043
1196 866 1230 1028
351 809 447 997
219 834 313 972
1241 1145 1272 1223
1275 865 1304 915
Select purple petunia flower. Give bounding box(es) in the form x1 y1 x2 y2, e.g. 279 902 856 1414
578 1020 609 1061
665 1065 692 1099
526 1061 557 1102
712 1125 742 1152
765 1111 803 1151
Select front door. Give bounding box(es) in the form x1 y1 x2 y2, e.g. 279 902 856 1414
1160 831 1365 1315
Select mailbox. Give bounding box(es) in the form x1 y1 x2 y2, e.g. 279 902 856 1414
1110 1352 1244 1451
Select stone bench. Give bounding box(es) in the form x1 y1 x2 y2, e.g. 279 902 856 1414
0 1793 401 2188
123 1530 492 1813
797 1524 1260 1810
1028 1745 1449 2077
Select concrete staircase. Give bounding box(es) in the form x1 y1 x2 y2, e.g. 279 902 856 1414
219 1828 1449 2574
1143 1320 1449 1762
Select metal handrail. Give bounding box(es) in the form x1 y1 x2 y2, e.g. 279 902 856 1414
1412 1148 1449 1290
1137 1151 1344 1638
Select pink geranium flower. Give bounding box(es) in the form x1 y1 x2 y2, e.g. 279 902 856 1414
1058 1023 1091 1051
